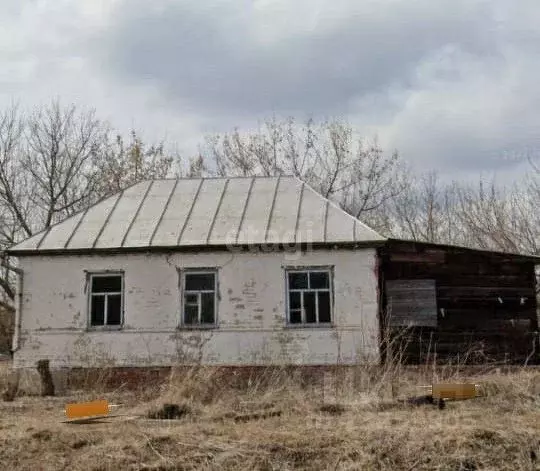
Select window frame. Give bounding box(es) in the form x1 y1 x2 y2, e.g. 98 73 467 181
179 268 219 329
86 271 125 330
284 266 334 327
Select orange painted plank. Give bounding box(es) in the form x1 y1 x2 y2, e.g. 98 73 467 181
65 400 109 419
432 383 477 400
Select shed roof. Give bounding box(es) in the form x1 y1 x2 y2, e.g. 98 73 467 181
384 238 540 263
8 176 385 255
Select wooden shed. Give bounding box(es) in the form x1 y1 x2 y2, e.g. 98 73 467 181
378 239 539 364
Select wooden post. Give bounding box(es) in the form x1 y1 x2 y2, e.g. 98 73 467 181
36 359 55 396
1 368 20 402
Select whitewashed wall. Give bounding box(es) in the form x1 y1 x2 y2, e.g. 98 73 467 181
13 248 380 368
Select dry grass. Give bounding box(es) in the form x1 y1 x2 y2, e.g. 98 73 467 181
1 361 540 470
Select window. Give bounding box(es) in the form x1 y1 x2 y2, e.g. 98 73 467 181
286 268 332 325
385 279 437 327
88 273 123 328
182 270 217 326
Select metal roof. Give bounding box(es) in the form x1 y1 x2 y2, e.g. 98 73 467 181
8 176 385 254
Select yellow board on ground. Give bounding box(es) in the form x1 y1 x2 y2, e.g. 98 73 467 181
65 399 109 421
432 383 478 400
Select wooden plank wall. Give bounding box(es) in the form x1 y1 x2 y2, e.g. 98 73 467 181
379 241 539 364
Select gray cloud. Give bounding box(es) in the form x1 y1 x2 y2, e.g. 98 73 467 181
1 0 539 179
91 0 501 117
377 40 540 173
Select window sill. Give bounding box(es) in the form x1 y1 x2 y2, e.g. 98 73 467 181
285 323 335 329
177 324 218 331
87 326 124 332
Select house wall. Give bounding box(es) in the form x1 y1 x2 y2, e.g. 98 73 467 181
13 248 379 368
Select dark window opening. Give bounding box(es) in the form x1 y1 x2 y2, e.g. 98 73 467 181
288 272 308 290
185 273 215 291
286 269 332 325
183 271 217 326
89 273 123 327
318 292 331 323
92 275 122 293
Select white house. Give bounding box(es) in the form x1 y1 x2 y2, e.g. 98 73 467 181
6 176 387 369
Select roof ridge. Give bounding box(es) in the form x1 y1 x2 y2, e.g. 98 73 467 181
144 174 297 183
291 175 384 240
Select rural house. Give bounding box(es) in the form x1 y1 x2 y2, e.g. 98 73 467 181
6 176 386 369
5 176 539 372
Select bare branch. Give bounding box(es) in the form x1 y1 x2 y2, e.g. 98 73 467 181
201 118 405 228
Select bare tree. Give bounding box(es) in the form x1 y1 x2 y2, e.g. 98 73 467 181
92 129 178 197
526 155 539 217
202 117 405 226
0 100 180 309
379 171 464 244
23 101 106 228
0 104 31 246
186 154 207 178
376 152 539 261
0 100 109 252
455 175 538 256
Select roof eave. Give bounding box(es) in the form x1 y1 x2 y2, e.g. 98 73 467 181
6 239 388 257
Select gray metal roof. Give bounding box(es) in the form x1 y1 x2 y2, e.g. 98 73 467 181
8 176 385 253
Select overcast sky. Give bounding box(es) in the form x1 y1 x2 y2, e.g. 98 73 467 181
1 0 539 182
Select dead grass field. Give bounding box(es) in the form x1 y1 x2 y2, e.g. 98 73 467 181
1 361 540 470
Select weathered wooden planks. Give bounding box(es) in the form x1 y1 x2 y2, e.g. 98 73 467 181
379 240 539 364
386 279 437 327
